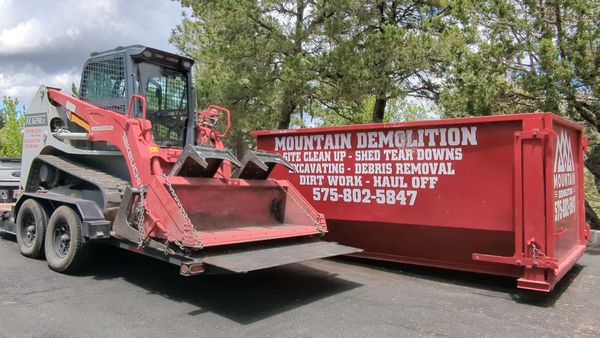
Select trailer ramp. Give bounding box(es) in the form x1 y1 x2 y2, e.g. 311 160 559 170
202 241 360 273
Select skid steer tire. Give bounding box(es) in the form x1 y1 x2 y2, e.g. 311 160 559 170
45 206 90 273
16 199 48 259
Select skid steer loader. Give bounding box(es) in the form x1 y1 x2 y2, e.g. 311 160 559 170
2 45 358 274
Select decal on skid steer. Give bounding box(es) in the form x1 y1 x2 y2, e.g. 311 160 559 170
24 113 48 127
66 101 77 112
123 131 142 186
91 125 114 132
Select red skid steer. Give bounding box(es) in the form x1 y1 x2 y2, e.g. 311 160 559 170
1 45 359 275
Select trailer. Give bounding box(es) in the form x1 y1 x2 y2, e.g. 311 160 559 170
0 45 359 276
254 113 590 291
0 157 21 202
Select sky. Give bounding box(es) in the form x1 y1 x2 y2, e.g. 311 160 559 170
0 0 188 108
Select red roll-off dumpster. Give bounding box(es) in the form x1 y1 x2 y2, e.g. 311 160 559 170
253 113 590 292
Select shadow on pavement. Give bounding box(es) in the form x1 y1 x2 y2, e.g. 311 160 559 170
586 249 600 256
76 244 362 325
510 264 583 307
329 255 583 307
3 231 585 316
0 231 15 240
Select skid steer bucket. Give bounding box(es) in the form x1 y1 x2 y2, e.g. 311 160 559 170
232 150 294 180
165 176 327 247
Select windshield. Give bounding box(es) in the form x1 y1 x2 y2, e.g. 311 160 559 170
136 62 189 147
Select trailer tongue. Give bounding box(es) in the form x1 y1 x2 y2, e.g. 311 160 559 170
1 45 359 275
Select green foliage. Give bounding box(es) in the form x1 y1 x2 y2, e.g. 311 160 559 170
585 168 600 216
71 82 79 98
0 97 24 157
171 0 323 137
310 95 439 127
441 0 600 219
319 1 462 122
171 0 454 132
442 0 600 125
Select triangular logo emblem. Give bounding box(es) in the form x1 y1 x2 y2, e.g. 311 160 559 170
554 130 574 174
553 129 577 223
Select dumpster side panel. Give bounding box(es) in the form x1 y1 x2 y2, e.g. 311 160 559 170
325 219 521 277
258 121 519 231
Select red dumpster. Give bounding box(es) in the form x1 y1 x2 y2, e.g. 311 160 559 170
253 113 590 291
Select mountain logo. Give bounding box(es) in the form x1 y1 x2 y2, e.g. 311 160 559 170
554 130 574 174
553 130 576 222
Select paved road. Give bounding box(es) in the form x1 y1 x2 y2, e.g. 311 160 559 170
1 233 599 337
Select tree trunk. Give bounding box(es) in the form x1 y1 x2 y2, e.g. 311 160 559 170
278 88 298 129
586 200 600 230
371 2 387 124
372 96 387 123
233 131 246 158
277 0 304 130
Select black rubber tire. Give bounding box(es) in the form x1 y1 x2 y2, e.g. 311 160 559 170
16 199 48 258
45 206 90 273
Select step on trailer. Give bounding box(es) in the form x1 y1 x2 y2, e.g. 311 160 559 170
254 113 590 292
0 45 359 275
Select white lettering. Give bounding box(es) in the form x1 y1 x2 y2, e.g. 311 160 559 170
274 133 352 151
122 132 142 186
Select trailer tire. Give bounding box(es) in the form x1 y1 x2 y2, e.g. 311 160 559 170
16 199 48 258
45 206 89 273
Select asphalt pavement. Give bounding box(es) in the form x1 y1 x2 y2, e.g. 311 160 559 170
1 232 599 337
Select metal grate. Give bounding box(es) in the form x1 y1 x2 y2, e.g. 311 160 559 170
144 67 188 147
80 55 127 113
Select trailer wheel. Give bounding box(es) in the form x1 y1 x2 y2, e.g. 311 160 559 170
16 199 48 258
45 206 89 273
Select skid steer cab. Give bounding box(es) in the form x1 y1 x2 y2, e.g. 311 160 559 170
2 45 359 275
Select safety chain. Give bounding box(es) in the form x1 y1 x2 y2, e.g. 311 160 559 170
135 185 147 248
274 180 324 235
531 242 544 265
161 173 203 250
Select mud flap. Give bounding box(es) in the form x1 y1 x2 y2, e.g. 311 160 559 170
0 220 15 235
232 150 294 180
0 202 15 234
201 241 361 273
171 144 242 177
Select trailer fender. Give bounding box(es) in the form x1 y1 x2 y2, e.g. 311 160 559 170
15 193 111 240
